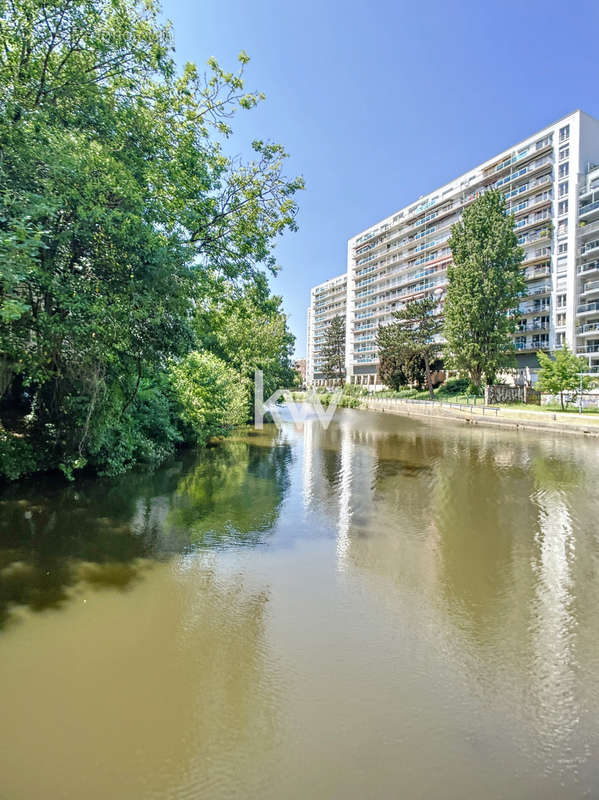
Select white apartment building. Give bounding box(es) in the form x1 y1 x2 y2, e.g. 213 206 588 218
306 273 347 386
342 109 599 387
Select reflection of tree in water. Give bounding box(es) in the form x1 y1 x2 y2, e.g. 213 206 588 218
321 446 342 490
0 431 291 628
434 437 538 643
167 439 292 547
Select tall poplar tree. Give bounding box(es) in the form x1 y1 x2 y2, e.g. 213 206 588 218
444 190 526 389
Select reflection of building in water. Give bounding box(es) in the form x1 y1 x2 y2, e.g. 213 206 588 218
336 421 354 569
529 481 579 762
300 416 376 551
301 420 315 510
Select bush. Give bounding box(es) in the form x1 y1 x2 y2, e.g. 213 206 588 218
170 351 248 446
0 431 37 481
86 378 182 477
436 377 470 397
342 384 367 397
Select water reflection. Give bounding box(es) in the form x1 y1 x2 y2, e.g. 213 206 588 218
299 410 599 788
0 428 292 627
3 408 599 797
0 560 279 800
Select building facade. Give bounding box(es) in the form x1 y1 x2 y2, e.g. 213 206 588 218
306 273 347 386
340 110 599 387
294 359 306 386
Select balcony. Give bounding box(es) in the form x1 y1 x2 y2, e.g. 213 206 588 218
515 339 549 351
577 322 599 337
578 259 599 276
578 219 599 239
579 199 599 220
580 239 599 258
519 301 551 315
579 169 599 198
524 265 551 281
518 228 552 247
523 247 552 265
578 344 599 354
581 280 599 297
503 174 552 205
527 284 552 297
577 301 599 316
515 322 550 333
514 212 552 233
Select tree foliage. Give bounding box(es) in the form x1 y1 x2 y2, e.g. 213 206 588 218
376 297 442 398
536 346 591 411
0 0 302 479
320 315 345 385
194 273 295 415
170 351 247 446
444 190 526 388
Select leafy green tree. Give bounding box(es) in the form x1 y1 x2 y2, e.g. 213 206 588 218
376 297 442 399
170 351 248 445
194 273 295 416
536 345 591 411
0 0 302 479
444 190 526 389
321 315 345 386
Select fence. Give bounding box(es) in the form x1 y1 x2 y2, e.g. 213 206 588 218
361 395 599 435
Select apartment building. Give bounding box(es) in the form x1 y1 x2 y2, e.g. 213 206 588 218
342 110 599 387
306 273 347 386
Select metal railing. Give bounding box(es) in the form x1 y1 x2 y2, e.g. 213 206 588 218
579 199 599 217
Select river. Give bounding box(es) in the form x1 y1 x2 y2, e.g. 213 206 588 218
1 407 599 799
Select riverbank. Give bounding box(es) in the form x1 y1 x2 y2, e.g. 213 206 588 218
360 396 599 437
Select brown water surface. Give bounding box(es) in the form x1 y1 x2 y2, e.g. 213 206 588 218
1 409 599 799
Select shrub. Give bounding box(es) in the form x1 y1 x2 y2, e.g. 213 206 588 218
436 377 470 397
0 431 37 481
86 378 182 476
170 351 248 446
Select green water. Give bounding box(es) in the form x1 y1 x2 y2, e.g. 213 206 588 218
1 408 599 799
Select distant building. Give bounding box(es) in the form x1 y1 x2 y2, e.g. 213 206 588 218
307 110 599 388
294 359 306 385
306 273 347 387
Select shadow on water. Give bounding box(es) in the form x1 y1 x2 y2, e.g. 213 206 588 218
0 426 292 629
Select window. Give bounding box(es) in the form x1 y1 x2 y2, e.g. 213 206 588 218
557 293 567 308
559 124 570 142
559 146 569 161
556 313 566 327
558 242 568 254
555 332 565 347
559 162 569 178
558 200 569 216
559 181 569 197
558 219 568 236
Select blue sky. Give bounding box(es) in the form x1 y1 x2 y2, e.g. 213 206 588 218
164 0 599 357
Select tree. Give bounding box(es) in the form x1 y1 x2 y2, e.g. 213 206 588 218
536 346 591 411
444 190 526 389
0 0 303 479
376 297 442 399
170 352 248 445
194 273 295 416
321 315 346 386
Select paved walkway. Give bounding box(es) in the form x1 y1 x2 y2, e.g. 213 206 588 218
361 397 599 437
